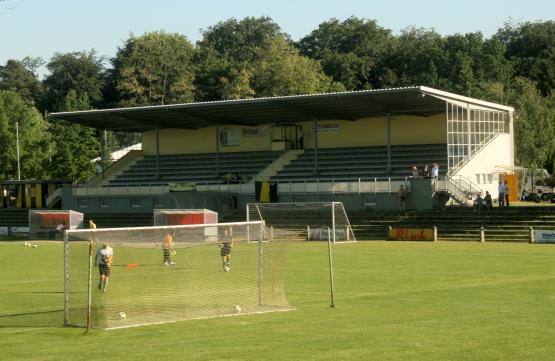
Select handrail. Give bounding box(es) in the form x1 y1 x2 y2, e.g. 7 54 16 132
73 176 414 197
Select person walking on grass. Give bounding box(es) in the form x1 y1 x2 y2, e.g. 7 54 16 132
163 232 175 265
220 226 233 272
95 242 113 292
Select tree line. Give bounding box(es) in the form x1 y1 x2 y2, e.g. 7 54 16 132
0 16 553 183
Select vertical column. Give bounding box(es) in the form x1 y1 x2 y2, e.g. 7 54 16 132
100 129 107 179
215 124 220 178
386 113 391 174
313 119 319 175
467 104 472 160
155 127 160 180
508 111 515 169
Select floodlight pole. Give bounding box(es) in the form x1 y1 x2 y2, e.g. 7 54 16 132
327 227 335 308
16 121 21 180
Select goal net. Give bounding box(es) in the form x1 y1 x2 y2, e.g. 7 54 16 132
63 221 291 330
246 202 356 243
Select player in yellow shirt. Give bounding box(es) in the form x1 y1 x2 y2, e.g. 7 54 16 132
163 232 175 265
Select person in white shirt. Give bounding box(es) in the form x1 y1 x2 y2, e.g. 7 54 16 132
498 181 505 207
95 243 113 292
431 162 439 179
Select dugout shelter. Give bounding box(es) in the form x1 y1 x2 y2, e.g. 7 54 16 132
49 86 515 213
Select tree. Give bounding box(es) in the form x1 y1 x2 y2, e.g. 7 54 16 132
508 78 555 171
112 31 196 106
494 20 555 96
42 51 105 112
198 16 287 63
195 16 342 100
47 90 99 183
0 58 44 105
297 17 395 90
0 90 49 180
195 17 286 101
382 27 445 88
252 38 343 96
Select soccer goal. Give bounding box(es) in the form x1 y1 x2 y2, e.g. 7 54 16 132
63 221 292 330
246 202 356 243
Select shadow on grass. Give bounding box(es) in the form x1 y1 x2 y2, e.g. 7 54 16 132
0 309 65 328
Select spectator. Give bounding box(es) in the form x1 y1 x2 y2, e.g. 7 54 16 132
398 185 406 211
497 181 505 207
423 164 431 177
484 191 493 210
474 193 484 211
55 222 64 239
504 180 510 207
431 162 439 179
411 165 418 177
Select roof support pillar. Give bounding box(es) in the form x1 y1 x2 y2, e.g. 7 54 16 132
215 124 220 177
313 119 319 175
100 129 107 179
386 113 391 174
155 126 160 180
466 104 471 161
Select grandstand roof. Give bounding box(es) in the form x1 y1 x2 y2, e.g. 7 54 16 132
49 86 514 132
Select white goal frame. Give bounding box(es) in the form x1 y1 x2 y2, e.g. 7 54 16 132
246 202 356 243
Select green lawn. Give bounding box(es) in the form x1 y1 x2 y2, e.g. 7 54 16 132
1 240 554 361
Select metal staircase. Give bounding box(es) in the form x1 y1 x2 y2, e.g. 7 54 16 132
435 176 482 205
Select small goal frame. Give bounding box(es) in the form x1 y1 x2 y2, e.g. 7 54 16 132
246 202 356 243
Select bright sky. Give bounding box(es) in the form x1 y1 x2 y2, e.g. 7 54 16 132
1 0 553 78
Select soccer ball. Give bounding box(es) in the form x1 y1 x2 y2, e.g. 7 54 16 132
224 266 230 272
118 311 127 320
234 305 242 314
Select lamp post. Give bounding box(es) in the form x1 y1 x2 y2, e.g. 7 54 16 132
16 121 21 180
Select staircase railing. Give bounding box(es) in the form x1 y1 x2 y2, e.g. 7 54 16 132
434 176 482 205
45 187 63 208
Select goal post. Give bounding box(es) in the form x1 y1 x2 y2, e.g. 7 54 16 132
63 221 292 330
246 202 356 243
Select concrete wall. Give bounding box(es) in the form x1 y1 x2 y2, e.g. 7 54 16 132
62 186 235 215
454 134 512 199
141 114 447 155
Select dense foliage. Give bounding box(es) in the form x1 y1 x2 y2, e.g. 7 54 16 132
0 17 553 182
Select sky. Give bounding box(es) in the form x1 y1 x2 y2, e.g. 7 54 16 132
0 0 553 78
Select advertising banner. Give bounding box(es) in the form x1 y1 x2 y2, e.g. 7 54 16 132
535 230 555 243
389 228 434 241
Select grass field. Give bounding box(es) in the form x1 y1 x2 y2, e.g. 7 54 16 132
1 240 555 361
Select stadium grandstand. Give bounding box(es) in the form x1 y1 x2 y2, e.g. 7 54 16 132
9 85 551 240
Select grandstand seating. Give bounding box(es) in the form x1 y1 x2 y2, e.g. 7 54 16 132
105 144 448 185
108 151 281 186
271 144 448 180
